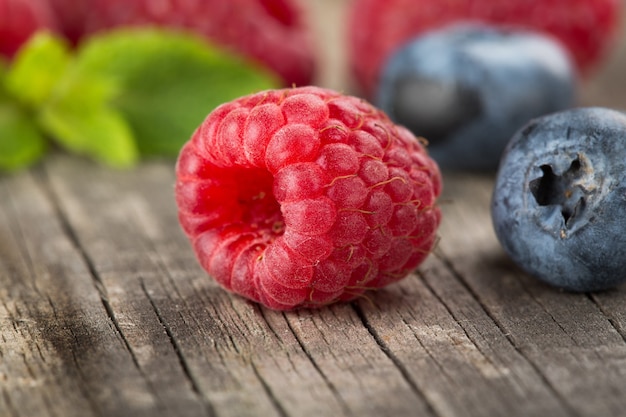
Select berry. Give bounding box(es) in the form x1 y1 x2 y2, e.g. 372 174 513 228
175 86 442 310
377 23 577 171
349 0 621 97
47 0 315 86
0 0 58 59
491 107 626 292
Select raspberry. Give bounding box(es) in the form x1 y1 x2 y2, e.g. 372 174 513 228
0 0 58 59
349 0 621 97
175 86 442 310
47 0 315 86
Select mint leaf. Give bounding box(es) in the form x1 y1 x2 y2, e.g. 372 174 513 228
0 28 279 170
40 102 138 168
0 32 136 170
10 33 139 168
73 28 280 156
0 99 46 172
36 60 137 168
5 32 71 108
0 59 46 172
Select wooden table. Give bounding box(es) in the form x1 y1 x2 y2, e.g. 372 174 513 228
3 156 626 417
3 1 626 416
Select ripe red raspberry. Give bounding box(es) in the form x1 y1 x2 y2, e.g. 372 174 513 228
175 86 442 310
349 0 621 97
47 0 315 87
0 0 58 59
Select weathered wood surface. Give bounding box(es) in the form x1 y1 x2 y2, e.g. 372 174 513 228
4 2 626 416
2 154 626 417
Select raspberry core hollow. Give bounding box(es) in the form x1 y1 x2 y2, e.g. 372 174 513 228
175 86 442 310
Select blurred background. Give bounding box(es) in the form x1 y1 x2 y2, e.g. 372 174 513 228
2 0 625 172
301 0 626 109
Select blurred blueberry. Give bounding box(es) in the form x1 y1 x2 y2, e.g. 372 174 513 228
377 23 577 170
491 107 626 292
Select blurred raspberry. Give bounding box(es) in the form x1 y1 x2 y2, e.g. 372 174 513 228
0 0 58 59
48 0 316 86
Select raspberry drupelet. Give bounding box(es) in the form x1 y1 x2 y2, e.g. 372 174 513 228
175 86 442 310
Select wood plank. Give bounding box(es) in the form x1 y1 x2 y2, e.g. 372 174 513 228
0 169 161 417
43 156 269 417
43 155 435 417
436 172 626 417
2 152 626 417
2 1 626 415
591 291 626 342
282 305 434 416
2 154 625 417
353 265 572 417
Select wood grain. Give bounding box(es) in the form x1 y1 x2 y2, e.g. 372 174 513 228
2 156 626 417
3 1 626 416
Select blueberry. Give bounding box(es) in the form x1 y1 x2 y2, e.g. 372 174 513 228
491 107 626 292
377 23 577 171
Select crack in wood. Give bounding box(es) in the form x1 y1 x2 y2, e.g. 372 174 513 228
351 302 439 417
249 360 289 417
5 154 626 416
416 269 521 382
588 294 626 344
31 165 178 416
45 295 101 416
282 313 352 416
36 168 141 366
140 278 216 417
434 251 582 417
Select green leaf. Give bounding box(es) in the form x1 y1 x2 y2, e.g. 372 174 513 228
25 37 138 168
0 99 46 172
4 32 71 108
40 100 138 168
73 28 281 156
0 28 279 169
0 58 7 78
